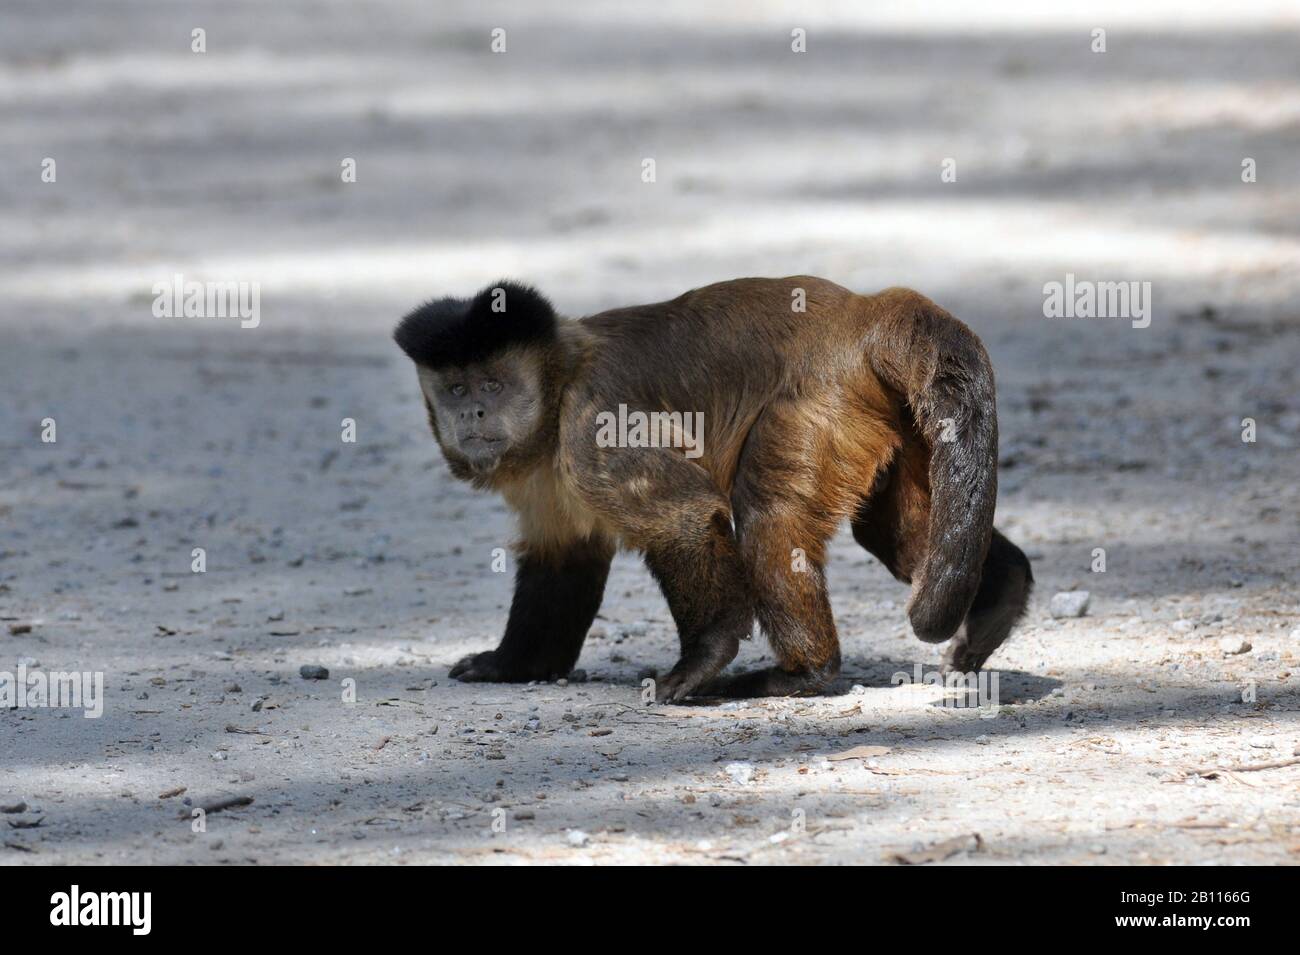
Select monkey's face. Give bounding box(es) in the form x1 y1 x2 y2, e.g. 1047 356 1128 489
417 353 544 476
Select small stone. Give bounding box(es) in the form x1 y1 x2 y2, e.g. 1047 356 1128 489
566 829 590 847
1219 636 1251 656
299 664 330 680
0 802 27 814
1049 591 1090 618
724 762 755 785
568 669 588 684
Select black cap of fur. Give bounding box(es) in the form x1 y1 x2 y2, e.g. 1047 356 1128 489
393 281 556 369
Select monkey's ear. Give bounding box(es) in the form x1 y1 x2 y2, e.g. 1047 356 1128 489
393 281 556 369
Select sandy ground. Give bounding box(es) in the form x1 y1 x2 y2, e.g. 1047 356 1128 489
1 1 1298 865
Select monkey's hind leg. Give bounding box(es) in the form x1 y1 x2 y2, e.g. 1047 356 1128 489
852 460 1032 673
942 529 1033 674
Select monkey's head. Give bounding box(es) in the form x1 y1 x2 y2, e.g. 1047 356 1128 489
394 281 560 481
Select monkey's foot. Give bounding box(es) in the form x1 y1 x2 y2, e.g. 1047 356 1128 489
940 637 993 676
700 665 836 699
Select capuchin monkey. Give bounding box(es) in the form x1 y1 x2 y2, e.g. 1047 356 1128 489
394 277 1032 702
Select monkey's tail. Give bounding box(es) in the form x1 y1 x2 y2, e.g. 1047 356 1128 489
866 289 999 643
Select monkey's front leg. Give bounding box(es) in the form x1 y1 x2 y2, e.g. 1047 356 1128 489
449 537 613 683
643 509 754 703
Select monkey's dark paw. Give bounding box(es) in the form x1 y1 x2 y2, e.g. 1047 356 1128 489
651 667 701 703
653 660 727 703
448 650 513 682
941 638 993 676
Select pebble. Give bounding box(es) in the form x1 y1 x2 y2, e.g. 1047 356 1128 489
724 762 755 785
1049 591 1090 618
1219 636 1251 656
566 829 590 847
299 664 330 680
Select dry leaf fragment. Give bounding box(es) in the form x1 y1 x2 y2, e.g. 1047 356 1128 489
826 745 892 761
888 833 983 865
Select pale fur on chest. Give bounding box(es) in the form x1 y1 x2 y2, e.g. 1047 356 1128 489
500 460 611 554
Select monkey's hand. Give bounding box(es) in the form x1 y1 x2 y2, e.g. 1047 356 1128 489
653 631 742 703
448 650 515 682
448 649 563 683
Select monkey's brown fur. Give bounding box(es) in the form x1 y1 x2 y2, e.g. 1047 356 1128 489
394 276 1032 701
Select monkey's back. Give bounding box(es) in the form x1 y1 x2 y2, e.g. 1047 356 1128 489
571 276 902 492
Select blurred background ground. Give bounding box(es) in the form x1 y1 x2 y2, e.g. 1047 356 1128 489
1 1 1297 864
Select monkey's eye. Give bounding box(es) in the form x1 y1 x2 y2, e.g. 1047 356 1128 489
448 383 467 397
482 380 502 394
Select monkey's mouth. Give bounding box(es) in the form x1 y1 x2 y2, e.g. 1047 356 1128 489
459 435 506 471
460 434 505 449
